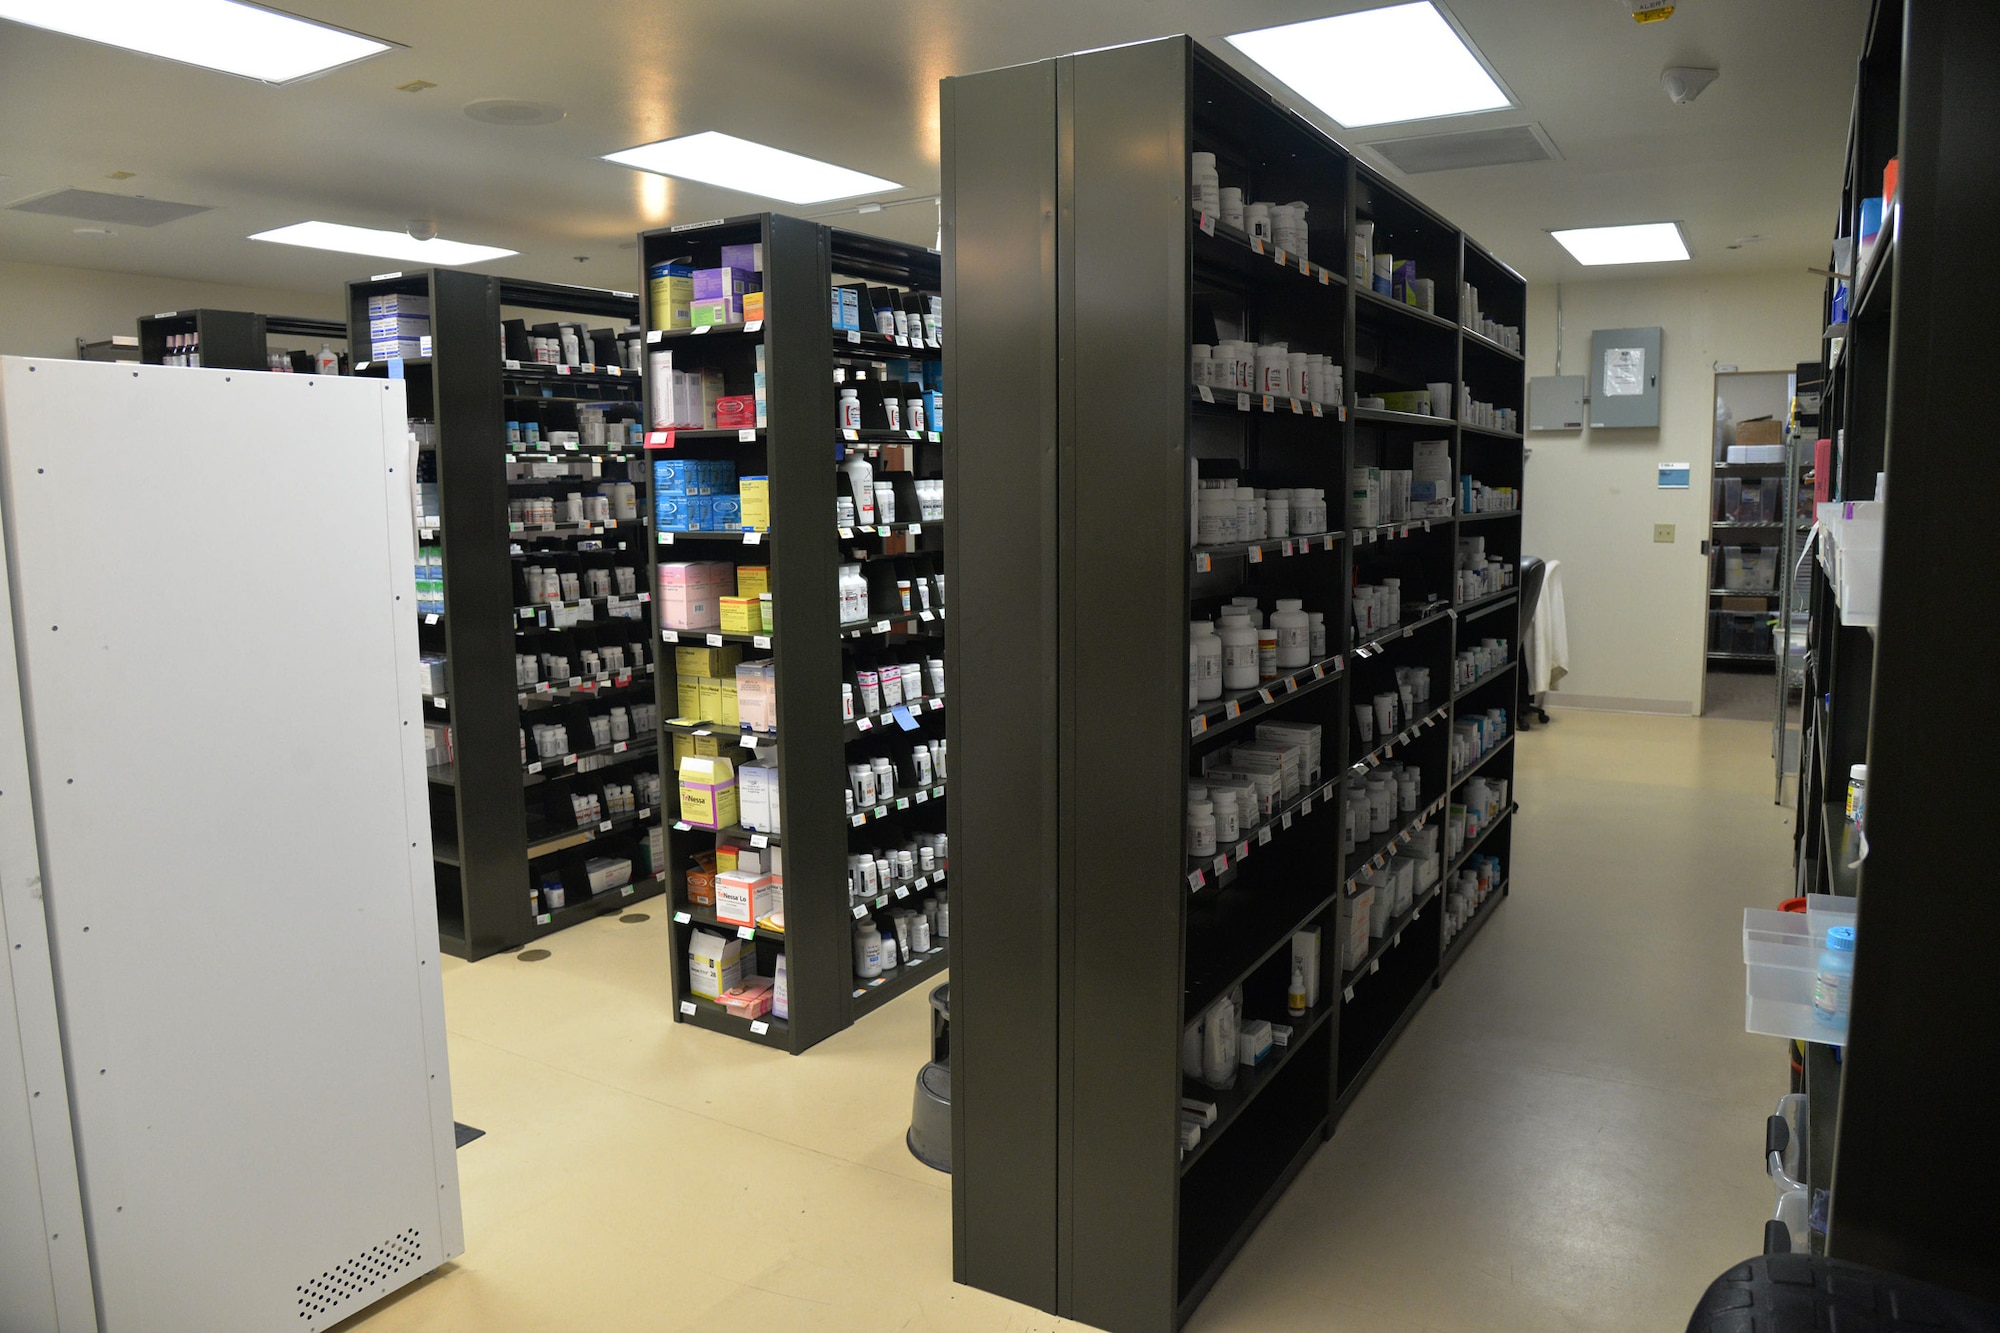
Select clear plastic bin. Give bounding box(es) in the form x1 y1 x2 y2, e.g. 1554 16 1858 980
1743 895 1857 1043
1817 501 1883 628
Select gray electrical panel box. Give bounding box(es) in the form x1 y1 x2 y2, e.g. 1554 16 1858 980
1588 326 1662 427
1528 375 1585 430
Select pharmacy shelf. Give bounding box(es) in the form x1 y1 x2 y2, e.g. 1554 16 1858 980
1455 509 1521 523
1191 532 1343 572
646 214 948 1055
351 267 650 960
1192 389 1342 423
1348 703 1451 773
523 738 657 784
1354 286 1459 332
1461 330 1525 364
947 38 1528 1330
1449 734 1515 789
648 322 763 343
1439 877 1508 978
1189 778 1342 894
835 327 942 358
1178 997 1335 1176
844 696 946 740
1190 654 1345 740
520 667 656 703
1191 213 1349 292
1707 651 1776 664
1447 804 1518 880
532 873 666 932
1350 603 1454 658
1451 661 1516 704
1349 519 1449 546
673 901 787 943
525 806 657 860
1186 887 1340 1023
1330 957 1434 1122
1710 588 1782 597
1454 587 1520 615
1349 405 1452 430
1712 522 1784 532
1339 885 1439 994
1459 423 1524 442
1346 795 1450 886
1712 462 1790 476
850 941 951 1020
676 994 791 1049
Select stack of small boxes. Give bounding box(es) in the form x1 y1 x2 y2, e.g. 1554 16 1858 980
658 559 733 631
366 292 430 360
654 459 743 533
672 641 743 731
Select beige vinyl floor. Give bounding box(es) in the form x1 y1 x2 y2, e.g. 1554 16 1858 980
339 708 1794 1333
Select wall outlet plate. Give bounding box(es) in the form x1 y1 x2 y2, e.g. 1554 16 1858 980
1654 523 1676 543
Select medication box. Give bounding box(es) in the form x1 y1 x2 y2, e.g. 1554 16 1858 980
648 262 693 330
687 929 746 1000
720 978 775 1019
676 642 743 677
678 755 738 829
714 870 776 928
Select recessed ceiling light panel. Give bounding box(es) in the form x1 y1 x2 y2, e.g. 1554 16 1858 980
602 131 900 205
1550 222 1691 265
0 0 396 84
249 221 516 266
1226 2 1512 129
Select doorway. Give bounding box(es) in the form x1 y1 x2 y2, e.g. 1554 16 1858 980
1701 370 1794 720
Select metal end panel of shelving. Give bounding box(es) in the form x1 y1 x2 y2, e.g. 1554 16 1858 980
1810 0 2000 1304
941 55 1065 1310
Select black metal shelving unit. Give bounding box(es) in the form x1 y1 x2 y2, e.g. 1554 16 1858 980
138 308 349 373
639 215 949 1054
943 36 1525 1332
1784 0 2000 1303
346 270 663 960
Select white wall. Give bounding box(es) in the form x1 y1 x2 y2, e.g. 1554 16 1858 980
1521 269 1822 714
0 259 343 360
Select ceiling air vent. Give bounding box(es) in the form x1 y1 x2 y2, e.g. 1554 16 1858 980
1367 124 1560 175
7 189 213 227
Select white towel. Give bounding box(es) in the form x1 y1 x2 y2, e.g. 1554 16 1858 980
1529 558 1569 695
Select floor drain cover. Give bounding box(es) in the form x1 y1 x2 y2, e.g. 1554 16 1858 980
517 948 552 962
620 913 650 923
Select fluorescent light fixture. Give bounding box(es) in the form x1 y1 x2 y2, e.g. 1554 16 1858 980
1226 2 1511 129
0 1 394 84
249 221 516 267
602 131 900 205
1550 222 1690 266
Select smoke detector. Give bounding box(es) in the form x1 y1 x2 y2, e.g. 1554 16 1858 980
1621 1 1675 21
1662 67 1719 104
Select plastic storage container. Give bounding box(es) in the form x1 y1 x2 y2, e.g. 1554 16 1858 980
1742 894 1858 1043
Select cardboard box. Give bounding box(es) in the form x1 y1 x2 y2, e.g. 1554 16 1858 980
720 978 774 1019
671 732 726 765
675 643 744 677
774 953 789 1019
736 660 777 733
687 929 745 999
735 565 770 598
648 262 693 331
675 677 704 720
742 291 765 323
715 395 757 429
585 856 632 895
739 478 770 532
690 298 739 328
1735 419 1783 447
719 596 760 635
1291 928 1322 1008
685 851 716 906
715 871 776 927
721 243 764 275
678 755 738 829
738 762 780 833
660 590 721 631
